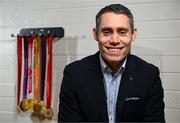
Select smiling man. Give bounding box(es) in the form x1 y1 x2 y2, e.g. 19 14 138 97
58 4 165 122
93 12 136 73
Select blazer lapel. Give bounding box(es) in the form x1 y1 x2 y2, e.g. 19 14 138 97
88 52 108 121
87 53 137 121
116 54 137 120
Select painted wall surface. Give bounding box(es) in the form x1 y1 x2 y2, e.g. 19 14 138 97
0 0 179 122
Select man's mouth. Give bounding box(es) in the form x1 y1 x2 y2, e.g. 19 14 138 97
106 47 123 53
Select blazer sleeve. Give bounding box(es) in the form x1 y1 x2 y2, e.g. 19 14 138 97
143 66 165 122
58 65 83 122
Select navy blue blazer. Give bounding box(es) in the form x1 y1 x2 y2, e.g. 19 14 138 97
58 52 165 122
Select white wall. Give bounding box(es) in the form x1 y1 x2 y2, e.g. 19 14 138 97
0 0 179 122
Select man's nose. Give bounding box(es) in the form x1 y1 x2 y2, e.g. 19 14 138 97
110 33 120 44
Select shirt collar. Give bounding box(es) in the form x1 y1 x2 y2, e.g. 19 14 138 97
99 54 127 75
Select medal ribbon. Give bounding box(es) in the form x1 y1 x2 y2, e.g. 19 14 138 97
46 34 53 108
23 36 28 99
34 36 40 101
40 35 47 101
17 35 22 106
28 36 34 94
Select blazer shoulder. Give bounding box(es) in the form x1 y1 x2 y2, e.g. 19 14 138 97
64 54 96 72
129 54 159 72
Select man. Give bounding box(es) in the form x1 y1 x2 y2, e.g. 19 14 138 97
58 4 165 122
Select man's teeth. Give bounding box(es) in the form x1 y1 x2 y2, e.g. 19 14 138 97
108 48 119 52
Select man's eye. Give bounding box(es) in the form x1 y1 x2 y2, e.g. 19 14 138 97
120 31 126 35
120 31 127 36
103 31 111 36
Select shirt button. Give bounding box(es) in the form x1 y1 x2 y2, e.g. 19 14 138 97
110 99 113 103
109 115 113 121
110 82 114 85
111 81 116 85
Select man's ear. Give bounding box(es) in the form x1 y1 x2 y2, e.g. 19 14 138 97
132 28 137 42
93 28 98 41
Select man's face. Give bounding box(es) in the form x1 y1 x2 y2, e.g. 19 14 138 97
93 12 137 66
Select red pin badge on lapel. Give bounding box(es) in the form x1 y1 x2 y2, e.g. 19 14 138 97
129 76 134 80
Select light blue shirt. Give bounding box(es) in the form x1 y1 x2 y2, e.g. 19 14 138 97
99 55 126 123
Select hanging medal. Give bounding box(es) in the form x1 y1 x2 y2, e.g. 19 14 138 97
44 34 53 119
33 35 41 113
25 35 35 110
20 36 29 112
37 35 47 116
17 35 22 112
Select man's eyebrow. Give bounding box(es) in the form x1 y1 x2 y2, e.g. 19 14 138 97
100 27 129 31
101 27 112 31
117 27 129 31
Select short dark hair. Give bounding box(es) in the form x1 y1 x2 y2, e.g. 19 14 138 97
96 4 134 33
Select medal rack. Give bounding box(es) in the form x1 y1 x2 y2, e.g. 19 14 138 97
15 27 64 120
19 27 64 38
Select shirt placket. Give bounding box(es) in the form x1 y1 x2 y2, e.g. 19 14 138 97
109 76 117 123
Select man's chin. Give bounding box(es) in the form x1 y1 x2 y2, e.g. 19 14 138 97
106 56 125 63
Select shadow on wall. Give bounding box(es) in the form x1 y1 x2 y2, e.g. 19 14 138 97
51 35 84 122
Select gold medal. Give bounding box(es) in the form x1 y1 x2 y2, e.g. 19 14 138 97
20 99 29 111
39 104 46 115
44 108 53 119
33 101 41 113
33 100 45 113
25 98 34 109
